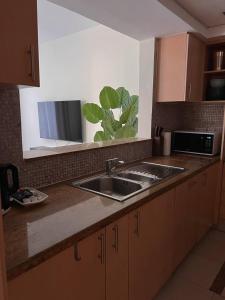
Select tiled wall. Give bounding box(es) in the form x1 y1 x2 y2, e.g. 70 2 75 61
0 88 152 188
152 102 225 135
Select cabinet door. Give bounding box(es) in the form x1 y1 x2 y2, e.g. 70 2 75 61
0 200 8 300
106 215 129 300
174 180 192 268
8 229 105 300
129 190 174 300
186 34 205 101
205 163 220 224
0 0 39 86
156 33 188 102
174 175 200 268
196 172 209 241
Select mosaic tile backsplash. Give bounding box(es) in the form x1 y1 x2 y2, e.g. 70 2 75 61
0 88 152 188
152 102 225 135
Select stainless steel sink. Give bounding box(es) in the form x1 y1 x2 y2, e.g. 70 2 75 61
73 162 186 202
119 162 185 180
73 176 143 202
117 172 158 183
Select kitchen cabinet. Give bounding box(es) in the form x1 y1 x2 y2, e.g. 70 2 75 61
174 175 199 268
8 216 129 300
219 163 225 222
8 229 106 300
0 0 39 86
156 33 205 102
129 189 175 300
106 215 129 300
0 201 8 300
174 163 220 268
7 162 220 300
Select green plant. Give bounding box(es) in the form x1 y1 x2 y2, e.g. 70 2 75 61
82 86 139 142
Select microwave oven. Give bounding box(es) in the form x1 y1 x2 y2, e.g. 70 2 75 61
172 131 221 156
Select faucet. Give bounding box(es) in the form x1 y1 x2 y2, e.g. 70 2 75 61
105 158 125 176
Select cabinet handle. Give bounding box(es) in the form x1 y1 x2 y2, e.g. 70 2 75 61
188 83 192 100
74 241 81 261
98 233 105 264
27 44 36 82
134 211 140 237
112 224 119 253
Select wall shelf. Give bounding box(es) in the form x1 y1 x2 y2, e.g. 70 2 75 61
204 69 225 75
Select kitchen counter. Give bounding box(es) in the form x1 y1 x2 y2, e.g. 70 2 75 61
3 154 220 280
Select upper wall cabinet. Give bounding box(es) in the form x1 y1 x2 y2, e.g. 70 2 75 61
0 0 40 87
155 33 205 102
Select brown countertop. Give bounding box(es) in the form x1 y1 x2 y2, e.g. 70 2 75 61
3 154 220 280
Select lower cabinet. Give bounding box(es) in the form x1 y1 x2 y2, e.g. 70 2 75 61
129 189 175 300
174 163 220 268
8 163 220 300
106 216 129 300
8 228 106 300
8 216 129 300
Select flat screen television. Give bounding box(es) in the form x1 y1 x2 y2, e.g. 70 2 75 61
38 100 83 142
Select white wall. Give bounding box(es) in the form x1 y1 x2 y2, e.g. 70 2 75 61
138 38 155 139
20 25 140 150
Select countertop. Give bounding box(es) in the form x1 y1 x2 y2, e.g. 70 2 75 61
3 154 220 280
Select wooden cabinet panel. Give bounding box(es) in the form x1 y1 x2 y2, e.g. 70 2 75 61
0 200 8 300
174 179 192 268
220 164 225 220
106 215 129 300
174 164 220 269
156 34 188 102
129 189 175 300
156 33 205 102
0 0 39 86
186 34 205 101
174 174 205 268
8 229 105 300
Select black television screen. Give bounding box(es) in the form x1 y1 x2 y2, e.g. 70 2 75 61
38 100 83 142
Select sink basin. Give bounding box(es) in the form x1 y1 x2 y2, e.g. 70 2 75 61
73 176 143 202
73 162 186 202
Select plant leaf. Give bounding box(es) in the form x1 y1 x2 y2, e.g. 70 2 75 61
94 131 111 142
132 117 138 134
101 119 114 136
117 87 130 107
100 86 120 109
82 103 104 124
115 126 137 139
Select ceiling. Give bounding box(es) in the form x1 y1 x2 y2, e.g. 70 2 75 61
38 0 98 43
175 0 225 28
48 0 193 40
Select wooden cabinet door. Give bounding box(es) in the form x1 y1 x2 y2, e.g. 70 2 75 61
8 229 105 300
174 175 201 268
156 33 188 102
106 215 129 300
186 34 205 101
174 180 192 268
220 163 225 221
129 189 175 300
0 201 8 300
0 0 39 86
205 163 220 224
196 164 220 240
195 172 208 242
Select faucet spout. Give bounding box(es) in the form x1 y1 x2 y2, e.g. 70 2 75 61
105 158 125 176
